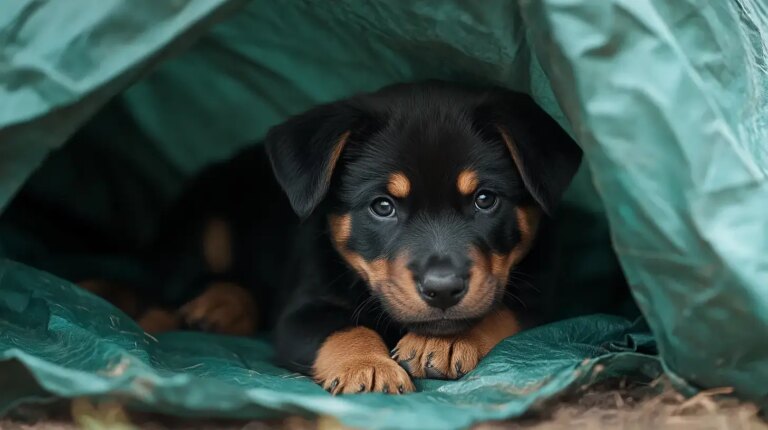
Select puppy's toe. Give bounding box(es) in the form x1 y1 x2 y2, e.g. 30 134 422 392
393 333 481 380
319 356 414 395
179 282 258 336
136 307 181 333
371 359 414 394
78 279 140 317
314 327 415 395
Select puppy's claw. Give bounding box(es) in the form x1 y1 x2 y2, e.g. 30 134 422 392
425 351 435 368
313 328 415 395
425 366 447 379
187 319 213 332
455 361 465 378
394 332 485 380
178 282 257 336
392 348 415 361
329 378 339 392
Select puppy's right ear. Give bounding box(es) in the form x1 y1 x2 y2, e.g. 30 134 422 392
265 101 371 219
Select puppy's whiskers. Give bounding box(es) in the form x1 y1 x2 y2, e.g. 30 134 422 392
374 303 393 331
502 287 527 309
508 270 538 292
351 296 378 326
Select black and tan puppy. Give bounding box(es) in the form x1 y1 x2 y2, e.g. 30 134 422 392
81 82 582 394
262 82 581 393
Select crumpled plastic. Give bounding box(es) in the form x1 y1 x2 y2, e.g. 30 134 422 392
0 260 658 429
0 0 766 427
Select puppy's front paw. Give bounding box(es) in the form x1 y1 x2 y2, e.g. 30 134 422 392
137 307 181 333
78 279 140 317
393 308 522 380
317 355 414 395
179 282 258 336
314 326 415 395
392 333 482 380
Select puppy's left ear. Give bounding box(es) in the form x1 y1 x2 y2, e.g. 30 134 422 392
476 91 582 215
265 100 373 219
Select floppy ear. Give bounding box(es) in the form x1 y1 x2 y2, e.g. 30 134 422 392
476 91 582 215
265 101 371 219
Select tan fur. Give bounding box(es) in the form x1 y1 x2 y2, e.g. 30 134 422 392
202 218 233 273
393 307 520 378
328 213 352 245
459 206 540 317
314 326 415 394
373 253 425 320
179 282 258 336
78 280 140 318
456 169 479 196
325 131 351 185
463 247 499 314
329 214 424 319
136 308 181 333
387 172 411 198
490 206 541 284
328 214 370 281
498 126 525 179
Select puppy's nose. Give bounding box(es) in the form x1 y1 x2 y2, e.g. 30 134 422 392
417 265 467 310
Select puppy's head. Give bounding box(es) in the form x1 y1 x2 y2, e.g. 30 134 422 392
266 82 581 336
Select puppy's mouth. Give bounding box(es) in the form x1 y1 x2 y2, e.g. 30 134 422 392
372 275 504 336
404 317 482 336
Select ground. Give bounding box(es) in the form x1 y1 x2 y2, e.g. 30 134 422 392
2 378 765 429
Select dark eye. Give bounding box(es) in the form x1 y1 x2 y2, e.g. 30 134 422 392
370 197 396 218
474 190 498 211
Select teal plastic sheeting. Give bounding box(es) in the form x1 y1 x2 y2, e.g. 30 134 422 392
0 260 658 429
525 0 768 399
1 0 767 427
0 0 241 209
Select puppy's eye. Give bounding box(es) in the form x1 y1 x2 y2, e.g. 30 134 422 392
370 197 396 218
474 190 498 211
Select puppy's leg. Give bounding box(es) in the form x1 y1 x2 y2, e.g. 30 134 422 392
314 327 414 395
78 280 183 333
156 215 258 336
78 280 141 317
136 307 182 333
393 307 520 379
276 302 414 395
178 282 258 336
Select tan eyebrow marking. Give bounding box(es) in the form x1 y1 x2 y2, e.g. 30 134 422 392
387 172 411 198
457 169 479 195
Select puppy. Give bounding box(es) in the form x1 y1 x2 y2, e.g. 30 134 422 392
82 82 582 394
263 82 581 393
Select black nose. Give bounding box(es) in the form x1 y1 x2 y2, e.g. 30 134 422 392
418 266 467 310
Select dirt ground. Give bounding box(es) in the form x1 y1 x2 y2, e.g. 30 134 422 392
2 378 765 430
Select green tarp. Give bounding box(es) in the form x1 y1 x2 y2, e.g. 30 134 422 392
0 1 766 428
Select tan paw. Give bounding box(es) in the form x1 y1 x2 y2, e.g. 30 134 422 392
393 308 522 380
136 307 181 333
318 355 415 395
78 279 140 318
179 282 258 336
314 326 415 395
392 332 482 380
